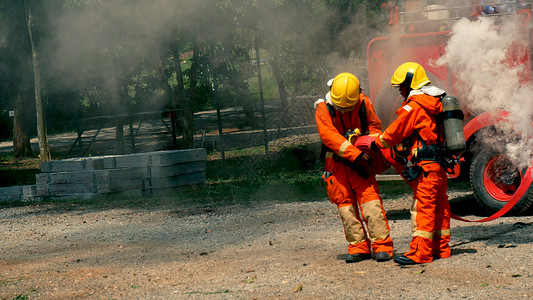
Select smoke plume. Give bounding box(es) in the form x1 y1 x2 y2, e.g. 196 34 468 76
435 16 533 168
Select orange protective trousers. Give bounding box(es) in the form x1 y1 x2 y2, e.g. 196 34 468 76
404 163 450 263
324 156 394 256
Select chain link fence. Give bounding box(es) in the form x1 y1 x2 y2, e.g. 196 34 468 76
199 95 322 178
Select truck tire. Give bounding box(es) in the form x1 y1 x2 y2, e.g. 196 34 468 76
469 148 533 215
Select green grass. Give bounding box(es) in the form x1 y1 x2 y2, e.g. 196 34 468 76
0 154 40 187
0 143 469 211
3 172 471 211
0 168 328 210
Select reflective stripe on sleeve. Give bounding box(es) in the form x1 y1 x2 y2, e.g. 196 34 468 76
379 135 391 148
339 140 351 158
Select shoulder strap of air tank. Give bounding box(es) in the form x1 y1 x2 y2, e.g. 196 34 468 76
326 102 336 118
358 98 368 134
321 102 336 162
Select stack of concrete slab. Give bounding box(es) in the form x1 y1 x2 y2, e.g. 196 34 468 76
0 149 206 202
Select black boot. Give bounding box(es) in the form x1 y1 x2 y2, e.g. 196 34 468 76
375 251 392 262
393 255 418 265
346 253 371 263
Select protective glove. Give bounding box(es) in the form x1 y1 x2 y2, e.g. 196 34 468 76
351 164 369 179
356 151 369 162
369 141 380 152
356 151 372 166
346 154 370 179
402 165 423 181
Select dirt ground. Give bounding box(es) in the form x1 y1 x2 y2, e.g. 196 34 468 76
1 187 532 299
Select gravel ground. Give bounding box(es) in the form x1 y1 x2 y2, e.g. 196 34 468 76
0 189 532 299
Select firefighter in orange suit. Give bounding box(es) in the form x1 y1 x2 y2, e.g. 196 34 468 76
315 72 394 263
373 62 451 265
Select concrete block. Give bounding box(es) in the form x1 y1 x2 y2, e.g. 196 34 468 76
36 184 49 197
49 171 94 184
39 161 50 173
114 153 150 169
48 182 95 196
81 158 105 170
96 168 147 194
40 157 107 172
0 186 22 201
143 178 152 191
96 168 148 182
150 161 206 178
34 149 207 198
150 149 207 166
41 159 85 173
149 171 206 190
35 173 49 185
22 185 38 200
97 178 145 194
102 157 117 169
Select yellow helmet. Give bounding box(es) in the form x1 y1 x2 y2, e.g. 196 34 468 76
330 72 360 108
390 62 430 90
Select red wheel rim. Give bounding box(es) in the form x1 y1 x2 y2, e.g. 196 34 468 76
483 155 523 202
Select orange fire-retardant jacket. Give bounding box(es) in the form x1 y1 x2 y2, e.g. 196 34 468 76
377 88 444 168
315 93 382 162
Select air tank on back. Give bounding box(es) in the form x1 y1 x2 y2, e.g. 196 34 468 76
441 95 466 154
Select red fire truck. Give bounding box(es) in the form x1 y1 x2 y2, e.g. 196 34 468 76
367 0 533 215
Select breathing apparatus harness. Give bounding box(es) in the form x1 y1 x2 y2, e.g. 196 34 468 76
402 132 458 181
319 98 370 178
400 93 465 181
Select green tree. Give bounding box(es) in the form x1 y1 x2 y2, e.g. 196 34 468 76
0 0 36 158
25 0 51 161
255 0 386 108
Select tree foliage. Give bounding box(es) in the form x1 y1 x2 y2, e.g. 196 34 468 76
0 0 387 152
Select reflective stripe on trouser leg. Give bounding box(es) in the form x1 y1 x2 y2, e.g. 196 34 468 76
360 199 394 255
338 205 370 254
405 171 441 264
410 198 434 240
433 173 450 258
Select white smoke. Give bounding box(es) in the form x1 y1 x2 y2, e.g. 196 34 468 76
435 16 533 168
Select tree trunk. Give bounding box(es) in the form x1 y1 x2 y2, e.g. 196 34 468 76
150 45 179 108
26 0 50 161
240 87 256 129
150 43 181 149
269 57 289 111
170 35 186 148
13 93 33 158
182 40 198 149
269 56 293 127
115 120 124 155
170 35 186 108
254 36 269 154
